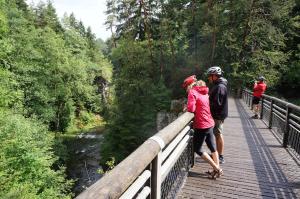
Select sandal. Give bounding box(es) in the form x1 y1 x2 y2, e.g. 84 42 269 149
209 168 223 179
216 168 223 177
205 170 213 175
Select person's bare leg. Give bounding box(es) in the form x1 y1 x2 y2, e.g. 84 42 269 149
255 104 259 115
202 152 223 178
257 104 261 116
215 134 224 156
201 152 219 170
211 151 219 167
252 104 256 113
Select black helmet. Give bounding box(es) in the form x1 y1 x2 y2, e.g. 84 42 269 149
207 66 223 76
258 76 265 81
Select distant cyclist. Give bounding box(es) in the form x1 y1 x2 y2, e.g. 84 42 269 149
207 66 228 164
252 76 267 119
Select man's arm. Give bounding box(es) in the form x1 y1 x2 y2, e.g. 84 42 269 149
216 86 226 108
253 81 258 91
210 85 226 119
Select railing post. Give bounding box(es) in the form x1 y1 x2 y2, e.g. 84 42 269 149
249 92 252 110
249 92 252 108
268 99 274 129
246 92 249 106
260 96 264 119
250 94 253 110
247 91 249 106
151 152 161 199
242 90 244 101
248 92 250 106
283 104 291 148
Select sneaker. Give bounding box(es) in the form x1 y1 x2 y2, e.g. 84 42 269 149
219 156 225 164
251 114 259 119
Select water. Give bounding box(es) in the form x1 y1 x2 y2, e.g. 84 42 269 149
64 131 104 196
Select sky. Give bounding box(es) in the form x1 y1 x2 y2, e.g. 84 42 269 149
27 0 111 40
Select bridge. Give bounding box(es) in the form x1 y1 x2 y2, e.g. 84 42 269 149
76 90 300 199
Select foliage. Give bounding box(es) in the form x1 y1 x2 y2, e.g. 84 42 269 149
278 0 300 98
1 0 299 195
0 109 72 199
100 40 171 163
101 0 300 164
0 68 23 109
97 157 115 174
0 1 113 197
1 1 113 132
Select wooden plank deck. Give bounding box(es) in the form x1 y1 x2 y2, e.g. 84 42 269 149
177 98 300 199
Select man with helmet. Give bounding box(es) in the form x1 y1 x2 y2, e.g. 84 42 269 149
252 76 267 119
207 66 228 164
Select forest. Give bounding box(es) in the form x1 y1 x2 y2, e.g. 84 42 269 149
0 0 299 198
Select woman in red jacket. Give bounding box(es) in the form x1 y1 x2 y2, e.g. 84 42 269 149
183 75 223 179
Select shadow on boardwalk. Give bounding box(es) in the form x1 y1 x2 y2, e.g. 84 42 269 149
178 98 300 199
236 99 298 198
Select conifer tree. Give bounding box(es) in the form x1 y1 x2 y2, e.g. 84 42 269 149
101 40 170 163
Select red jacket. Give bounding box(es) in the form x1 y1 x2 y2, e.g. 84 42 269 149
187 86 215 129
253 82 267 98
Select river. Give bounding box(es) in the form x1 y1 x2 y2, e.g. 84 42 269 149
64 129 104 196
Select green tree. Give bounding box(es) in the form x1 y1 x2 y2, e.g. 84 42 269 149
105 0 117 47
33 1 63 33
0 1 113 197
0 110 72 199
101 40 170 163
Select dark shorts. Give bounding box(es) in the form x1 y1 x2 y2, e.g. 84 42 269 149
193 127 216 156
213 119 224 136
252 96 261 105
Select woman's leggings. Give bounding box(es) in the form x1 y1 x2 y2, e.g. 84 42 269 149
193 127 216 156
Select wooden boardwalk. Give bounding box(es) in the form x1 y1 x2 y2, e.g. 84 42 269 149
177 98 300 199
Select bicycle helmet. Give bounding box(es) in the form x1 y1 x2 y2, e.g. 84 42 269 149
258 76 265 81
207 66 223 76
182 75 196 89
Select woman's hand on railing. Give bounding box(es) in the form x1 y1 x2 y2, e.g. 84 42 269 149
183 104 187 112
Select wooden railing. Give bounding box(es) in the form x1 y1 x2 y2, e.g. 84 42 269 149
75 112 194 199
242 89 300 161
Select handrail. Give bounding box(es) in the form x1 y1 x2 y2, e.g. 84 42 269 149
119 170 151 199
243 89 300 112
242 89 300 161
76 112 194 199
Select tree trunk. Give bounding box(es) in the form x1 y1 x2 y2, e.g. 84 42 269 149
166 20 175 64
210 21 217 66
56 102 63 132
140 0 154 63
159 27 164 76
191 0 197 57
207 0 216 66
241 0 255 49
110 25 117 48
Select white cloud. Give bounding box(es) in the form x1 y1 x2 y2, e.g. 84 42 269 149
27 0 111 40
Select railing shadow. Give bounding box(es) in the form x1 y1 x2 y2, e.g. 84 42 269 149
236 99 298 198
